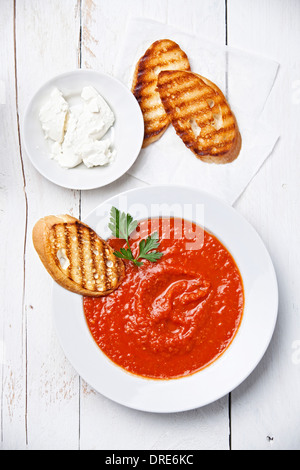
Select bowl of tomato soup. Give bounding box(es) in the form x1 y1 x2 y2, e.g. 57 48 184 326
83 217 244 379
52 185 278 412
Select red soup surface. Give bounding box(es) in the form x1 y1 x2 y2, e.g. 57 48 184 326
83 218 244 379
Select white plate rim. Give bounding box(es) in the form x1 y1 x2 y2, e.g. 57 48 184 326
52 184 279 413
22 69 144 190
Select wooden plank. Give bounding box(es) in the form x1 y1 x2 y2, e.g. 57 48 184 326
0 0 27 450
79 0 231 450
228 0 300 450
14 0 81 449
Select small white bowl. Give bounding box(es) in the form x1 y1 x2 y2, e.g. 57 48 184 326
22 69 144 190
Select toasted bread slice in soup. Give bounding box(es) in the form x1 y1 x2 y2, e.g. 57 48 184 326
157 70 242 163
32 215 125 297
132 39 191 148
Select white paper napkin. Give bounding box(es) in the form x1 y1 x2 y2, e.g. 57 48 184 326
114 18 280 205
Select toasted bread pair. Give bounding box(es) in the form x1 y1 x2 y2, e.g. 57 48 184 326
32 215 125 297
132 39 241 163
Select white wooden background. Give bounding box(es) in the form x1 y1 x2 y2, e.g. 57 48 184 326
1 0 300 450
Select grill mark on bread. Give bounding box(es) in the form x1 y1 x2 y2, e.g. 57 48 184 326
82 226 91 290
64 224 71 278
144 125 169 140
203 122 235 140
78 223 90 290
141 101 168 113
169 103 211 121
84 226 100 292
99 237 109 293
170 91 220 110
67 223 81 286
143 106 167 119
144 114 168 128
89 230 98 291
161 92 212 110
134 79 157 97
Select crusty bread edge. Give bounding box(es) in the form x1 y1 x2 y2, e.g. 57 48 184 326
141 125 169 148
32 215 125 297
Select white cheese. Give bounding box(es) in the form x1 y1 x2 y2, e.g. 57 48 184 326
81 139 116 168
80 86 115 139
190 118 201 138
213 112 223 131
39 88 69 143
57 248 70 270
40 86 115 169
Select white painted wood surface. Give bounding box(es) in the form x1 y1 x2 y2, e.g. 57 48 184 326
0 0 299 450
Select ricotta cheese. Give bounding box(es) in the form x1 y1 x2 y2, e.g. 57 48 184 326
39 88 68 143
39 86 115 169
80 86 115 139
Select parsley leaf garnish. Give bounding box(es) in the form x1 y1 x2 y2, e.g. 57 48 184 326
108 207 138 241
138 232 163 263
109 207 163 267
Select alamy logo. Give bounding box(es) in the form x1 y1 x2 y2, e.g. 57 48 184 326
95 197 205 251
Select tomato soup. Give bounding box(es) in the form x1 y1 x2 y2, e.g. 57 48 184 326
83 218 244 379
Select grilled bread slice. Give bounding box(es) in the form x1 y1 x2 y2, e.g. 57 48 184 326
32 215 125 297
157 70 242 163
132 39 191 148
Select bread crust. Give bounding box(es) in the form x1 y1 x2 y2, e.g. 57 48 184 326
32 215 125 297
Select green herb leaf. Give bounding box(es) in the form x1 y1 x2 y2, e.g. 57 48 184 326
113 248 144 267
140 250 164 263
113 247 134 261
109 207 163 267
108 207 138 242
137 232 163 263
108 207 120 238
